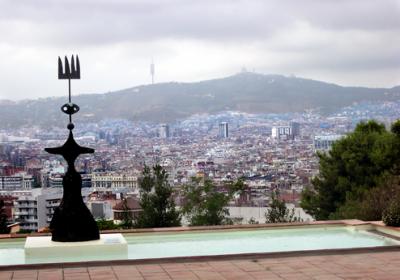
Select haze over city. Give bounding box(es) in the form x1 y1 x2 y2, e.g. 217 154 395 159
0 0 399 100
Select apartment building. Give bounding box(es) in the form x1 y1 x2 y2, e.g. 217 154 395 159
0 173 33 190
91 173 138 189
13 188 93 232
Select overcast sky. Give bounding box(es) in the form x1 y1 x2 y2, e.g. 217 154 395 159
0 0 399 100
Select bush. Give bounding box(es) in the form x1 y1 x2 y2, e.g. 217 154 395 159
265 191 301 223
248 217 259 224
17 229 32 234
383 199 400 227
96 219 119 230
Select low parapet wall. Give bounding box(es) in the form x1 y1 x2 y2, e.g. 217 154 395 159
0 219 390 239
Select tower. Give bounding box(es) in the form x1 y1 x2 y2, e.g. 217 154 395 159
219 122 229 138
290 122 300 139
160 124 170 138
150 59 155 84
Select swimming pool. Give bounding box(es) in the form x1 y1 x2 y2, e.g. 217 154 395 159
0 224 399 266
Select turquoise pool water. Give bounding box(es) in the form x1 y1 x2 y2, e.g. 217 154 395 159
0 226 398 266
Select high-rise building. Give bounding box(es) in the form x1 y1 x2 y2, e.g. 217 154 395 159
160 124 170 138
271 123 300 140
219 122 229 138
290 122 300 138
271 126 292 140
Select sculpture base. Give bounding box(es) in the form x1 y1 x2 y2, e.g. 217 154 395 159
24 234 127 263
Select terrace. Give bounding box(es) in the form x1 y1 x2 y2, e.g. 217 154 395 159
2 251 400 280
0 220 399 280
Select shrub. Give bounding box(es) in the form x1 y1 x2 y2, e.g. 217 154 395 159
96 219 119 230
265 191 301 223
248 217 259 224
17 229 32 234
383 198 400 227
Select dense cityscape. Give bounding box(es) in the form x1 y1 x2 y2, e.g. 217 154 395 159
1 99 399 232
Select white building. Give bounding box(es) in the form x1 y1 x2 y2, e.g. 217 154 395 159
227 206 313 224
272 123 300 140
314 135 343 151
13 188 93 232
88 201 113 220
91 173 138 189
0 173 33 190
39 161 65 188
13 189 46 232
272 126 292 140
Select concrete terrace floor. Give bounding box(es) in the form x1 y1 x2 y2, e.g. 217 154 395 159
1 251 400 280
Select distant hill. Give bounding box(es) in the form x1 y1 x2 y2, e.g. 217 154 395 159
1 72 399 128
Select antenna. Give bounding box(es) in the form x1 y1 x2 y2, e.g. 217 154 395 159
150 59 155 84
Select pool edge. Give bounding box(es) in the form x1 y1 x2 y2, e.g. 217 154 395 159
1 219 400 270
2 245 400 271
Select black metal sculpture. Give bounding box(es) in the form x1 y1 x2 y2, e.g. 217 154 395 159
45 55 100 242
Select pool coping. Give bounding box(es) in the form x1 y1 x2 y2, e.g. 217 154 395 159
3 245 400 271
0 219 369 240
1 219 400 270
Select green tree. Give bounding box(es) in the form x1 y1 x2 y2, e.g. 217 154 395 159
182 177 244 226
265 191 299 223
0 200 9 234
301 120 400 220
135 165 181 228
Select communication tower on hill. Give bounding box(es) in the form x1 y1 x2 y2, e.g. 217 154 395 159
150 59 155 84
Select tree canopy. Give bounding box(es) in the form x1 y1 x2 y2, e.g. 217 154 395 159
135 165 181 228
181 177 244 226
301 120 400 220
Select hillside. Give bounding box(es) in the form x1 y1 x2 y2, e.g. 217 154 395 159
0 72 399 128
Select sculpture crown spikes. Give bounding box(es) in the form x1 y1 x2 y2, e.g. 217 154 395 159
58 55 81 125
58 55 80 79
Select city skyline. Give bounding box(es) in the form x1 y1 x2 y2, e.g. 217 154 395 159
0 0 399 100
